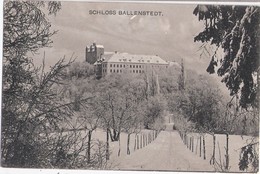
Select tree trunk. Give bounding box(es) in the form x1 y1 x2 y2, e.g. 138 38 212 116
145 134 147 145
127 134 131 155
118 133 121 156
140 134 143 149
106 128 110 160
225 134 229 170
87 130 92 163
108 128 114 142
137 134 139 150
191 136 194 152
212 134 216 165
134 134 137 151
200 136 202 157
143 134 145 146
203 135 206 160
109 128 120 142
190 137 192 150
196 137 199 155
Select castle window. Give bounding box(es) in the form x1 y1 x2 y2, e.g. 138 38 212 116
139 70 141 73
130 65 132 68
113 69 115 73
117 70 119 73
120 70 122 73
117 64 119 68
139 65 141 68
120 64 122 68
133 70 135 73
133 65 135 68
110 69 112 73
110 64 112 67
114 64 115 67
123 65 125 68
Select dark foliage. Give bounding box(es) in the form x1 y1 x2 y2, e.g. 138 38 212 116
239 143 259 172
194 5 260 108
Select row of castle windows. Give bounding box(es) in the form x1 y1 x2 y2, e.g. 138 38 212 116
104 63 168 69
107 69 145 74
104 64 145 68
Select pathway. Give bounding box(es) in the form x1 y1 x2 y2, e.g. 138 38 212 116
115 124 214 171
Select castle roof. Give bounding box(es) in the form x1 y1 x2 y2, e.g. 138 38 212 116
102 52 168 65
96 45 104 48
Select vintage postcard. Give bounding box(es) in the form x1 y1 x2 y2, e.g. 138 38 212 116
1 0 259 173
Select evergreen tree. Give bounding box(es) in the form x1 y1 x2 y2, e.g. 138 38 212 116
193 5 259 108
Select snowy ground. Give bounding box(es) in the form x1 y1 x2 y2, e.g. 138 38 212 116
184 132 258 172
67 120 257 172
114 130 214 171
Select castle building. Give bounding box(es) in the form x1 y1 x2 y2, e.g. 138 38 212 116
100 52 169 77
85 43 172 79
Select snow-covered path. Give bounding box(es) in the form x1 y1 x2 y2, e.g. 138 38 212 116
116 129 214 171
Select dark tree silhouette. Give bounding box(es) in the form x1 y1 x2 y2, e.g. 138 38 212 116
193 5 259 108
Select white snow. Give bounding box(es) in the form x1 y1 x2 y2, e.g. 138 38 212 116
114 130 214 171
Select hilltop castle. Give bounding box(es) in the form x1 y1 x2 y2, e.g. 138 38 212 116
85 43 179 79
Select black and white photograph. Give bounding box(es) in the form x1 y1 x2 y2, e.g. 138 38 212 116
1 0 259 173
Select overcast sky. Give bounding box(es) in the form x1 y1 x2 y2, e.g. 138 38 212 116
32 1 230 95
34 2 209 69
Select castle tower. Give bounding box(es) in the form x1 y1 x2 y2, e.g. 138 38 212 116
85 43 104 64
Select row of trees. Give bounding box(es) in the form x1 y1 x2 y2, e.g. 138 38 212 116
63 67 167 159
